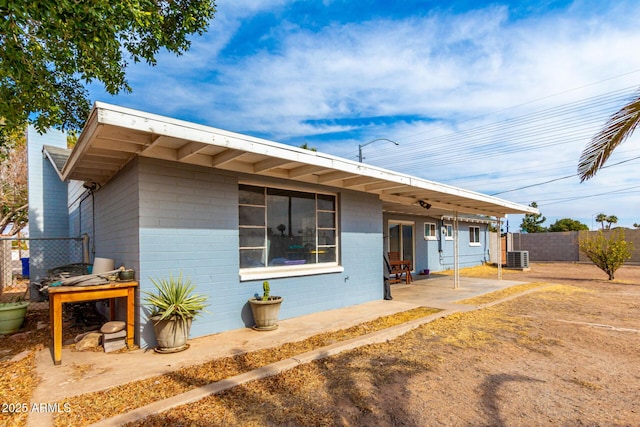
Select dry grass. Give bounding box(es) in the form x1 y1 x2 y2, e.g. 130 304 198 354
569 377 602 391
438 263 522 278
53 306 441 426
127 290 559 427
454 282 549 305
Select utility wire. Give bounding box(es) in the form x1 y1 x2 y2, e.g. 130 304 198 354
489 155 640 196
539 185 640 206
363 85 639 168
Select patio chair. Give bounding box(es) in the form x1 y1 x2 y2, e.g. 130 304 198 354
387 252 412 284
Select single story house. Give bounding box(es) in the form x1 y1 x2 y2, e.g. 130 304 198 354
28 102 536 348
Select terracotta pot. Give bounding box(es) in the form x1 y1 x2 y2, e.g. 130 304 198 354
248 297 283 331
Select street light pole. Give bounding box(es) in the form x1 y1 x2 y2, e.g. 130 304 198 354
358 138 399 162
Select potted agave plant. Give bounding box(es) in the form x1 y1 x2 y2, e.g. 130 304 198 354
144 272 208 353
248 281 283 331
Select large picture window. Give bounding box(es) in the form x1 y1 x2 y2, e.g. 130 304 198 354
239 184 337 269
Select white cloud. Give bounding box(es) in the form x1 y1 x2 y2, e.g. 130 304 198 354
88 0 640 227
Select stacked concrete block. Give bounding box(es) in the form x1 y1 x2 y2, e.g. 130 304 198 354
101 321 126 353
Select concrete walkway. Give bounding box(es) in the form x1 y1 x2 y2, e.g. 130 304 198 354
29 274 525 426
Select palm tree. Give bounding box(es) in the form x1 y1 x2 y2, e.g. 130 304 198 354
606 215 618 230
595 213 608 230
578 91 640 181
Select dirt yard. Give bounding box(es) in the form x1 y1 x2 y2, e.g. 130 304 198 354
133 263 640 426
2 263 639 426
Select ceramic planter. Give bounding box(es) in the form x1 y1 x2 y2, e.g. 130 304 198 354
0 301 29 335
248 297 283 331
151 315 192 351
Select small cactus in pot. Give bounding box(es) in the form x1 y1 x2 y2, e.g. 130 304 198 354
248 280 283 330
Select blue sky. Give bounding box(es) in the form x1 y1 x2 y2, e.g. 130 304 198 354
89 0 640 230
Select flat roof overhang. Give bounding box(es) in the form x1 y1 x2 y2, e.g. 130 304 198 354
62 102 538 218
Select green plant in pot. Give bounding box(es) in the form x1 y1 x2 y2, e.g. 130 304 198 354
144 272 208 352
248 281 283 331
0 289 29 335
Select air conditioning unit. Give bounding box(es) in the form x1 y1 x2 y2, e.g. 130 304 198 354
507 251 529 268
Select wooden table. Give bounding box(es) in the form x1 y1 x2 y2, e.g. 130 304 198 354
390 260 413 284
48 281 137 365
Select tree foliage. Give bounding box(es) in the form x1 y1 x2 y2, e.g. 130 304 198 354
595 213 618 230
0 0 217 143
605 215 618 229
579 229 633 280
548 218 589 232
0 126 27 235
520 202 546 233
578 89 640 181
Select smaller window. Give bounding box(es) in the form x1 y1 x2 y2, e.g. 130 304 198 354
424 223 436 240
443 224 453 240
470 226 480 245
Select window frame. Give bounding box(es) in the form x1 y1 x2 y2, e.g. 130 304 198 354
469 226 481 246
239 183 342 281
424 222 437 240
443 224 453 240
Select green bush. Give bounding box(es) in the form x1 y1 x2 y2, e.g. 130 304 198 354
579 229 633 280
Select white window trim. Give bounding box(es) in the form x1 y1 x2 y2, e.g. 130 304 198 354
240 264 344 281
424 222 437 240
469 226 481 246
239 183 339 272
443 224 454 240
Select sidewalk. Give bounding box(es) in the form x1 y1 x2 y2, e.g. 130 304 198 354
29 274 525 426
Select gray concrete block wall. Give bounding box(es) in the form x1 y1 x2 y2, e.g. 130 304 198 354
511 229 640 264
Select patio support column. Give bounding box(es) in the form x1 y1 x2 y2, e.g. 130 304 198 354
453 211 459 289
496 216 502 280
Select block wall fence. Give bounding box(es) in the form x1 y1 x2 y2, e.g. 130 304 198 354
510 229 640 264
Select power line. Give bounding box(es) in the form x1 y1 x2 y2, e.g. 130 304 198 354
489 155 640 196
364 86 639 167
539 185 640 206
387 69 640 144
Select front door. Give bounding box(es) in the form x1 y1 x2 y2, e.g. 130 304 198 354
388 221 414 269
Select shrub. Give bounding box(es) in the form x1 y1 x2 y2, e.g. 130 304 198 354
579 229 633 280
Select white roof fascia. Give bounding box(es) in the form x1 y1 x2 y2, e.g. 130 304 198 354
63 102 539 216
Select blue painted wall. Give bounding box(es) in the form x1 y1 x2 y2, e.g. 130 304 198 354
435 223 490 270
34 138 488 347
383 214 489 274
26 128 70 291
132 158 383 348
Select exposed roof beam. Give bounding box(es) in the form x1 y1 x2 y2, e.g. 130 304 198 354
211 149 246 167
92 138 143 154
253 158 293 173
342 176 383 188
177 141 209 161
365 181 409 192
86 147 134 160
318 171 354 184
288 165 326 179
